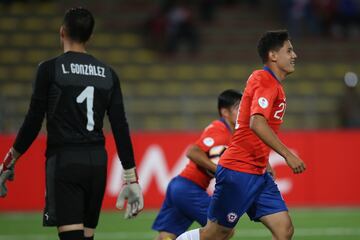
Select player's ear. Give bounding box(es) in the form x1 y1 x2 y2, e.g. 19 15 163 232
220 108 230 119
88 33 93 41
268 50 277 62
60 25 66 40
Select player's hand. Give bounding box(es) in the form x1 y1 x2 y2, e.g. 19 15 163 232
206 169 215 178
0 148 19 197
267 166 276 180
0 169 14 197
116 167 144 219
205 162 217 178
285 154 306 174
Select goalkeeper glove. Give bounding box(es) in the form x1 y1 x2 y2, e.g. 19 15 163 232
0 148 18 197
116 167 144 219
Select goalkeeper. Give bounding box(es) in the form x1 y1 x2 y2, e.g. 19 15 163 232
152 90 242 240
0 7 143 240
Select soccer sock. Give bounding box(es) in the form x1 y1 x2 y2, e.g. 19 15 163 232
84 236 94 240
58 230 84 240
176 228 200 240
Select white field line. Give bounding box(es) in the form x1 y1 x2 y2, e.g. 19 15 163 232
0 227 360 239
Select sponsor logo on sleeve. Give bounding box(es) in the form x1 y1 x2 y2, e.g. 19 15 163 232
203 137 215 147
258 97 269 109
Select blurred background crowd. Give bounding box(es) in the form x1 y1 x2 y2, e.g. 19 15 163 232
0 0 359 132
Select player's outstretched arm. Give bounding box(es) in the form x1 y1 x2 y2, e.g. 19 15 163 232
186 145 217 174
0 148 21 197
250 114 306 174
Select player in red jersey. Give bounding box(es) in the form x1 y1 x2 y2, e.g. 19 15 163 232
177 30 306 240
152 90 242 240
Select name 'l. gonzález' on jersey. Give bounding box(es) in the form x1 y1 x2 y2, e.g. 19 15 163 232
61 63 106 78
12 51 133 161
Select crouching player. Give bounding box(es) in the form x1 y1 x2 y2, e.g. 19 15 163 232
152 89 242 240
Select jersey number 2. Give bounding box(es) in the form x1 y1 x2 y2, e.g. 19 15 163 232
76 86 94 131
274 102 286 120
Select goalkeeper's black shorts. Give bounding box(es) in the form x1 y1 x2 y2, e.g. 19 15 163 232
43 147 107 228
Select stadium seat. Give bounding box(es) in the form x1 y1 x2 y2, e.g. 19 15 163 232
0 17 18 31
0 50 22 64
11 33 33 47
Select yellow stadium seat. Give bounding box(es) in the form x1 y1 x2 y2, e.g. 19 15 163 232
120 65 143 80
294 81 317 95
146 65 169 80
106 50 129 64
0 17 18 31
49 17 62 31
320 81 343 96
9 2 27 15
132 49 155 63
0 50 22 64
91 33 114 47
143 115 165 130
0 66 9 81
11 33 33 47
200 65 224 80
0 83 31 98
226 64 249 80
137 83 159 97
0 34 7 46
116 34 141 47
332 64 349 78
162 83 184 96
36 3 57 15
13 66 35 80
37 33 58 47
302 64 328 78
24 50 52 64
23 17 46 31
316 98 338 112
173 65 197 80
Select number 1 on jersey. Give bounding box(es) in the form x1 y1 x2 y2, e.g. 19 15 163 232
76 86 94 131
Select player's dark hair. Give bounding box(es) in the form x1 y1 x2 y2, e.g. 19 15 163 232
257 30 290 63
218 89 242 116
63 7 94 43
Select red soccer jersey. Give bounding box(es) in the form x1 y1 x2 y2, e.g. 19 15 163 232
180 119 232 189
220 68 286 175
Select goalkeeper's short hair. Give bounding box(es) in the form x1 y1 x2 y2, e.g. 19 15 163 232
63 7 95 43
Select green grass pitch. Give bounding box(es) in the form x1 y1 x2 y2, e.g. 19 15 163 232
0 208 360 239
